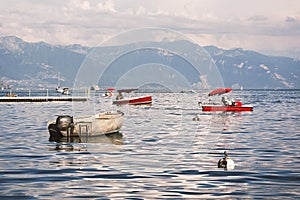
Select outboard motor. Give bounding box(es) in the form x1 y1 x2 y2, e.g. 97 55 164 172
56 115 74 136
56 116 74 131
49 115 74 141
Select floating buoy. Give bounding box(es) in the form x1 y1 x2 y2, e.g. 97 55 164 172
218 151 235 170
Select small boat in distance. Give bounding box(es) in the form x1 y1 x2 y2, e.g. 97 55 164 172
113 95 152 106
56 86 64 93
56 87 70 95
102 87 115 97
200 88 253 112
112 89 152 106
55 73 70 95
56 73 63 93
48 111 124 140
62 87 70 95
5 91 18 97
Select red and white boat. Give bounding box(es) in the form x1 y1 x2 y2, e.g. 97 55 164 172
113 95 152 106
102 87 115 97
112 89 152 106
200 88 253 112
202 104 253 112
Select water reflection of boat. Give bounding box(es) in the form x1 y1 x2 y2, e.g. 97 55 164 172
50 132 123 144
48 111 124 140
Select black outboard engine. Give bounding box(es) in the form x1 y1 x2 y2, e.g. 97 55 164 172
49 115 74 141
56 115 74 132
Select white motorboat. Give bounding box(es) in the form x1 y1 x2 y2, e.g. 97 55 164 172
48 111 124 139
56 86 64 93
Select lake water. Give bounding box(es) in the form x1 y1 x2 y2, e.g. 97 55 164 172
0 90 299 199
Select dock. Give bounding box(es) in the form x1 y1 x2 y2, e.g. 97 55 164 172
0 96 89 102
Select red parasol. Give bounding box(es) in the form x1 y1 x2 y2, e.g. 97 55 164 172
208 88 232 96
106 88 115 91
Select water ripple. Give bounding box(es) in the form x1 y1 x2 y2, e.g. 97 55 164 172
0 90 299 199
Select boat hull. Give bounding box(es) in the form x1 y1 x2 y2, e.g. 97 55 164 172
202 105 253 112
113 95 152 106
48 111 124 139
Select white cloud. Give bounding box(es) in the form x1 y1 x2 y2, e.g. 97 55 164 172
0 0 299 59
77 0 92 10
97 0 116 13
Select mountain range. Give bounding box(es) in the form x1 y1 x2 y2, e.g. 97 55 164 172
0 36 299 90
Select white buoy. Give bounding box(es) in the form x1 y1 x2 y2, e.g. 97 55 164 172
218 151 235 170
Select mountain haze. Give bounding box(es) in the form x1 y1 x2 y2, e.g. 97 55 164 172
0 36 299 89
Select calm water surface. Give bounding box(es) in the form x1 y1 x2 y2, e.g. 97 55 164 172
0 90 299 199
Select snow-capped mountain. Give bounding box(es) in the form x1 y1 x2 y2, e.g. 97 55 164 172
0 36 299 89
205 46 299 89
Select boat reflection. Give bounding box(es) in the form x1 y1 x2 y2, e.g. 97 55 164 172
49 132 123 145
198 111 243 132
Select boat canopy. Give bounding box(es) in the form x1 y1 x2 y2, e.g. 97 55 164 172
208 88 232 96
106 88 115 91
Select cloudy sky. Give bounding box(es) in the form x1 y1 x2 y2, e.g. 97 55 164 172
0 0 299 59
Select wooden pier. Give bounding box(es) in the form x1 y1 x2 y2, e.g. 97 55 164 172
0 96 89 102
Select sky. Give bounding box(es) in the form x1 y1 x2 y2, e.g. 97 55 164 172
0 0 299 59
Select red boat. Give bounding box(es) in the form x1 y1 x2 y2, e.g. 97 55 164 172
202 104 253 112
112 89 152 106
113 95 152 106
200 88 253 112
